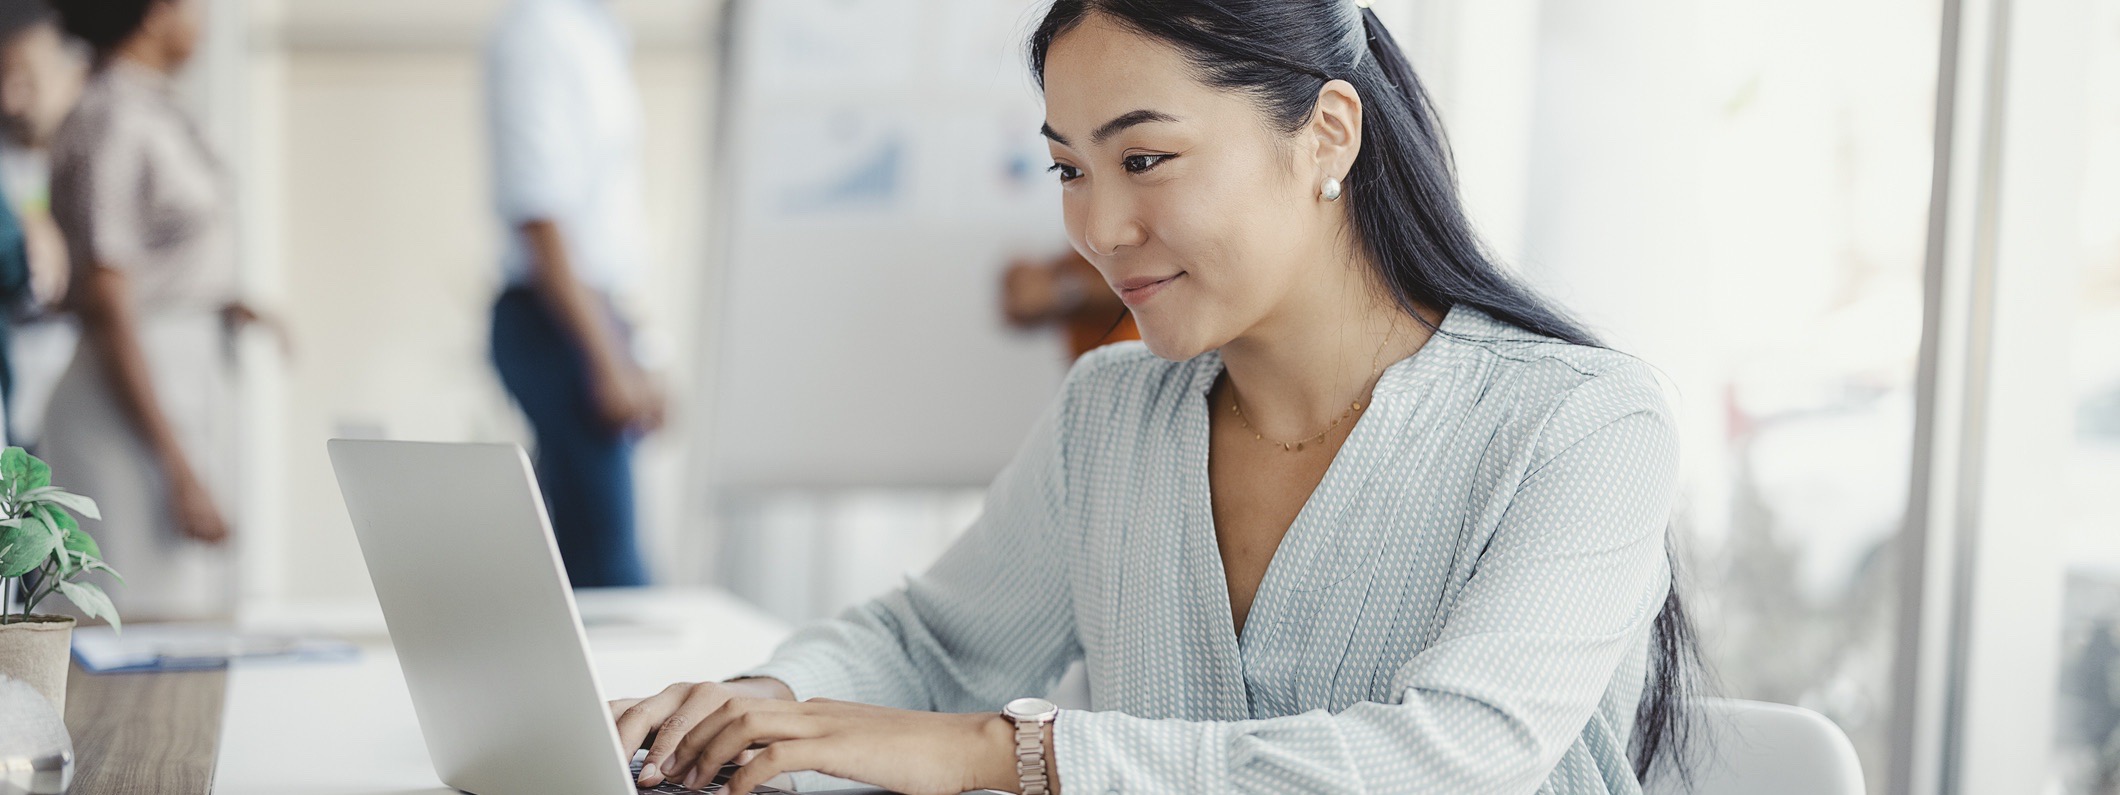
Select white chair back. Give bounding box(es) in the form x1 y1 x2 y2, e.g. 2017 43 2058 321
1642 698 1865 795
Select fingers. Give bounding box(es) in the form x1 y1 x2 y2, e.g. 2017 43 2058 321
592 380 638 433
606 697 644 754
614 682 691 765
175 481 231 543
722 740 825 795
639 683 747 786
665 697 793 785
202 507 230 542
644 388 668 432
184 502 230 543
676 703 815 787
634 378 668 434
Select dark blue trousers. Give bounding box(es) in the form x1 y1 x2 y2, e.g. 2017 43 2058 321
490 287 649 588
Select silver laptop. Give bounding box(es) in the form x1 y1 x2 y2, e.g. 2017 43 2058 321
329 440 872 794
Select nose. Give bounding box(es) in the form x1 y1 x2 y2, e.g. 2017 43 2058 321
1077 183 1147 258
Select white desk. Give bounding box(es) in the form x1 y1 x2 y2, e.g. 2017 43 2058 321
210 588 793 795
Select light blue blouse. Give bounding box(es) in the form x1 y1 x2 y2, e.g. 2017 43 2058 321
745 306 1681 794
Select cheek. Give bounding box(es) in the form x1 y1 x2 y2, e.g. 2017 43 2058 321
1124 200 1279 356
1148 168 1300 303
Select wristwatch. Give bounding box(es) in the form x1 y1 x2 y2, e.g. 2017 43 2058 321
1002 697 1059 795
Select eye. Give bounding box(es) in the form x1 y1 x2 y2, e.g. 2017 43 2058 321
1047 162 1082 182
1122 153 1172 174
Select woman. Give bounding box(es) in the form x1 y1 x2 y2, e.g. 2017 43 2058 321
0 0 89 446
40 0 238 620
620 2 1701 793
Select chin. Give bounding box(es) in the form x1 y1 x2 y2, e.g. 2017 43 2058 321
1132 316 1220 362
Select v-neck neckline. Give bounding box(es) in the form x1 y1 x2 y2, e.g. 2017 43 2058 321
1182 305 1475 667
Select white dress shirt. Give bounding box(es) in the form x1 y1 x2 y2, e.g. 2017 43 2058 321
484 0 645 292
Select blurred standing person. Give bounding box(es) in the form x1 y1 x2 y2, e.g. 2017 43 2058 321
0 0 83 446
0 171 29 443
42 0 239 620
485 0 661 588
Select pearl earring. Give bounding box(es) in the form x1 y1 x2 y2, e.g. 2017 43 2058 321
1320 176 1343 202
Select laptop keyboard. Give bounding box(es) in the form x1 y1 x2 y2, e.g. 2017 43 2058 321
630 758 791 794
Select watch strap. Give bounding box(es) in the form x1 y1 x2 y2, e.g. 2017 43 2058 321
1015 717 1048 795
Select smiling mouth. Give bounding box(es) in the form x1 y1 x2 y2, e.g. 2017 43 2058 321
1115 273 1183 306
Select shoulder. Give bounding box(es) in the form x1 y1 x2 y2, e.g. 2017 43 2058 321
53 76 120 149
1443 307 1675 462
50 77 143 179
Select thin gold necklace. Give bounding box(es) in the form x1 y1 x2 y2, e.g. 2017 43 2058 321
1227 324 1398 453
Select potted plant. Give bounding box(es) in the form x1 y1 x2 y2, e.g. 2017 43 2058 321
0 446 118 714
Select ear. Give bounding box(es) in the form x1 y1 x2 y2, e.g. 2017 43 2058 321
142 0 185 34
1306 79 1364 182
135 1 171 38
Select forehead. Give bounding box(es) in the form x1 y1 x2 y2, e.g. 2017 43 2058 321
1041 15 1223 139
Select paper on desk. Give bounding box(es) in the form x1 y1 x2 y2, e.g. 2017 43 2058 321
71 623 359 673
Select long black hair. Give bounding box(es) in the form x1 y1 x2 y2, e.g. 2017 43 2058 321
50 0 155 55
1030 0 1708 783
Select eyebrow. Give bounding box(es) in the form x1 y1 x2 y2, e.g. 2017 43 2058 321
1040 109 1180 148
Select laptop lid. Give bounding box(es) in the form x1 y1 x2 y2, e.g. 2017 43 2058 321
328 439 636 795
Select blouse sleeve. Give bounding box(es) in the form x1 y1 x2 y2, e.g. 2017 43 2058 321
50 114 149 276
737 369 1082 713
1052 368 1681 794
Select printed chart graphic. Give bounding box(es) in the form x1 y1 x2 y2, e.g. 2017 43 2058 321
709 0 1069 488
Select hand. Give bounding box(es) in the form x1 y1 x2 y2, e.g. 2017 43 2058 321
165 463 229 543
636 372 668 432
221 300 295 360
613 679 794 788
644 696 1021 795
590 367 666 435
22 217 67 308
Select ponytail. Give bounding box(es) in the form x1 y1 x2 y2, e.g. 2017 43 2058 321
1339 8 1600 346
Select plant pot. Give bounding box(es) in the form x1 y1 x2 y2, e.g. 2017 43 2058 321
0 615 74 715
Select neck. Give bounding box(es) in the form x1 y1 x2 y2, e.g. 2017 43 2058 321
1217 257 1440 441
109 39 174 76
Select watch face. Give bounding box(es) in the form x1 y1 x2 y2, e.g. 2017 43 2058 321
1005 697 1059 721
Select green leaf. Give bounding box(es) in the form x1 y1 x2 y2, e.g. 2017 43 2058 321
0 447 45 494
36 501 109 582
1 446 29 485
61 526 98 563
22 488 100 521
79 559 123 584
20 454 48 492
39 506 83 576
55 580 118 631
35 510 64 572
0 518 57 578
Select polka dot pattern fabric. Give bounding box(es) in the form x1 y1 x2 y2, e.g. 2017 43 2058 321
744 306 1681 794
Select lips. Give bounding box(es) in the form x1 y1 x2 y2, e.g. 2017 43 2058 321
1114 273 1183 306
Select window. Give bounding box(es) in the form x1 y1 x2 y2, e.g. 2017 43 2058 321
2049 1 2120 790
1384 4 1943 789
